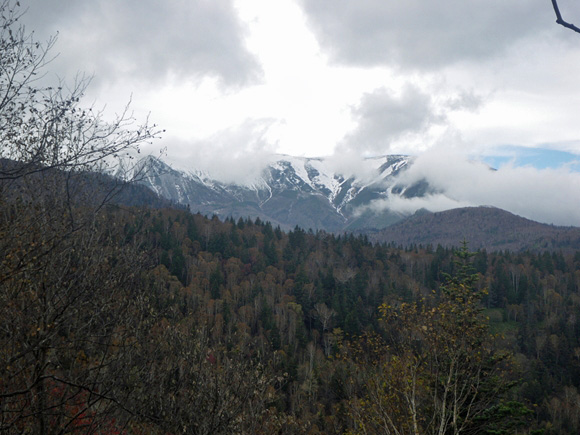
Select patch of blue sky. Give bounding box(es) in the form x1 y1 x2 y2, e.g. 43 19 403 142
482 145 580 171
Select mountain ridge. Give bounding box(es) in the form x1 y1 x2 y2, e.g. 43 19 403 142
134 154 417 231
128 154 580 252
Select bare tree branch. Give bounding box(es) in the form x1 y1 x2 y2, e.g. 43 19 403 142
551 0 580 34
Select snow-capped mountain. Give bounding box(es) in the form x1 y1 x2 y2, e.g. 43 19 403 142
134 154 428 232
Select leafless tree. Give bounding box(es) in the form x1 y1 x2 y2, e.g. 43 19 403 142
0 1 161 432
130 320 280 434
314 302 335 332
0 0 162 182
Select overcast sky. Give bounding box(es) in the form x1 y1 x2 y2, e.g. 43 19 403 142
17 0 580 225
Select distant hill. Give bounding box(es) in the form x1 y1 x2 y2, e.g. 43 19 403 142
368 206 580 252
0 158 180 211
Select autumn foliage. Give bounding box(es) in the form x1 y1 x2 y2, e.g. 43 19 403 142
3 1 580 433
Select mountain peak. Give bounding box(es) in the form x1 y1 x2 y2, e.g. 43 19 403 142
134 154 414 231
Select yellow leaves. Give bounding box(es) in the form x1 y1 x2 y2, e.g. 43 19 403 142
76 350 87 363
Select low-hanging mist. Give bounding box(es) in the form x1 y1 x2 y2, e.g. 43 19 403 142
376 151 580 226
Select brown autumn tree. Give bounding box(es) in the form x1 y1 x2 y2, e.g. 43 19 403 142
346 244 528 435
127 315 282 435
0 1 160 432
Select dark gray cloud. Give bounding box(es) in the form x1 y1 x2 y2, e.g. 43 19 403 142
344 85 442 153
445 91 483 112
19 0 261 87
341 84 484 155
298 0 554 70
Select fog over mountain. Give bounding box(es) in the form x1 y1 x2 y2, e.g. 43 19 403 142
18 0 580 167
134 154 409 232
14 0 579 231
374 150 580 227
136 151 580 229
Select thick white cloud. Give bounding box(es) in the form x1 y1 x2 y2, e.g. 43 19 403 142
294 0 580 160
165 119 279 185
377 151 580 226
8 0 580 226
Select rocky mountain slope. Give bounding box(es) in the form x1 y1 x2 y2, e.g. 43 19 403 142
128 155 580 252
134 154 426 231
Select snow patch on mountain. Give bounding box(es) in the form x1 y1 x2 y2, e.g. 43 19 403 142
131 153 418 231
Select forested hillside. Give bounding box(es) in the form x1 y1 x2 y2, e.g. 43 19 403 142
3 1 580 433
130 209 580 433
370 206 580 253
4 198 580 433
